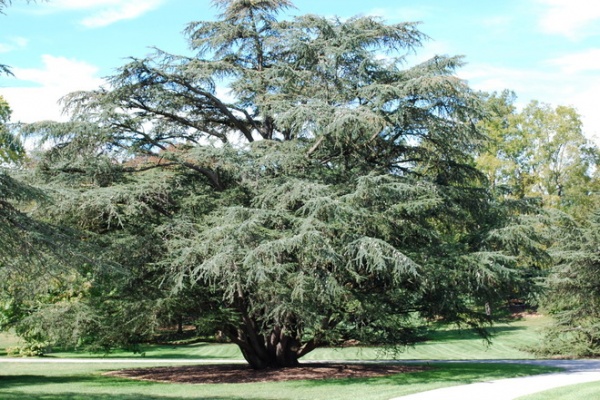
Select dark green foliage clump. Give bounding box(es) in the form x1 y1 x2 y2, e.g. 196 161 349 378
538 211 600 357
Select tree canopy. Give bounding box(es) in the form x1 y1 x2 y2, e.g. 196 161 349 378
15 0 541 369
0 96 24 163
476 91 599 219
0 94 96 344
476 91 600 356
539 211 600 357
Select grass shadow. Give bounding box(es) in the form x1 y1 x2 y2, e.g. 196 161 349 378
42 353 232 360
46 342 241 359
0 375 261 400
0 392 253 400
133 353 234 359
299 363 561 388
0 375 108 390
426 325 527 342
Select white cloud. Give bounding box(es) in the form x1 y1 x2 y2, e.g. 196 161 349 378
12 37 29 47
460 64 552 95
0 36 29 54
40 0 165 28
536 0 600 39
0 55 105 123
459 63 600 144
51 0 126 9
547 48 600 74
566 78 600 143
79 0 164 28
543 48 600 141
12 55 103 89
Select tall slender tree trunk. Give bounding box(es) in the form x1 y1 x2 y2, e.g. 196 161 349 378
177 315 183 335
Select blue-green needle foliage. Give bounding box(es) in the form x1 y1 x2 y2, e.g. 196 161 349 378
17 0 547 369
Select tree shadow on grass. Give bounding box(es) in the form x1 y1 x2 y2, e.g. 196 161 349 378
135 353 238 360
0 374 173 390
0 375 260 400
299 363 560 388
47 342 241 360
426 325 526 342
0 392 252 400
0 375 97 389
43 353 238 360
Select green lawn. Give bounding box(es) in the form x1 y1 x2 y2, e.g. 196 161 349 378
516 380 600 400
49 341 244 360
0 362 559 400
0 315 560 399
307 316 548 361
34 315 550 361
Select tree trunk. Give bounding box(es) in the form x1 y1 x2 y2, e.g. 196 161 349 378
177 315 183 335
229 325 304 369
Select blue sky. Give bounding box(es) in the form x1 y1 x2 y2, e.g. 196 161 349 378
1 0 599 143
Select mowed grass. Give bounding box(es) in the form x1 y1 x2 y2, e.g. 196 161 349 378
49 341 244 360
40 314 551 361
0 315 558 399
306 315 549 361
0 362 559 400
516 380 600 400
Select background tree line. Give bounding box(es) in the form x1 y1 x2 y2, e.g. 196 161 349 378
475 90 600 357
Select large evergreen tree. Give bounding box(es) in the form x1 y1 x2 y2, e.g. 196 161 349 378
540 211 600 356
25 0 532 369
0 94 96 341
1 1 87 338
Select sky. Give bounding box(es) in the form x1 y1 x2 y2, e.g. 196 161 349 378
1 0 599 143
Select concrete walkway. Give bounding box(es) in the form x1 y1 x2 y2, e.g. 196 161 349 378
391 360 600 400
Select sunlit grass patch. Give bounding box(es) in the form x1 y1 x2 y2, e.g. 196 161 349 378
516 380 600 400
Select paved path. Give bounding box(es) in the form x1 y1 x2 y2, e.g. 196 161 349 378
391 360 600 400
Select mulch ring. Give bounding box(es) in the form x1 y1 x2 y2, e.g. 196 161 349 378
105 363 428 384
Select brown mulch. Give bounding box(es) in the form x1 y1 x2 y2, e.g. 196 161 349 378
106 363 427 384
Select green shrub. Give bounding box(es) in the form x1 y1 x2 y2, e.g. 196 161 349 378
6 341 49 357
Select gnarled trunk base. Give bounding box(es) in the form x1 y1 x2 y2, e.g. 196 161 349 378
229 325 317 370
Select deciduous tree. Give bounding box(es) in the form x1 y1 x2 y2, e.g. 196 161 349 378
477 91 599 220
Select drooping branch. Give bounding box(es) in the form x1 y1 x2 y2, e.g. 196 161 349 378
146 68 257 143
